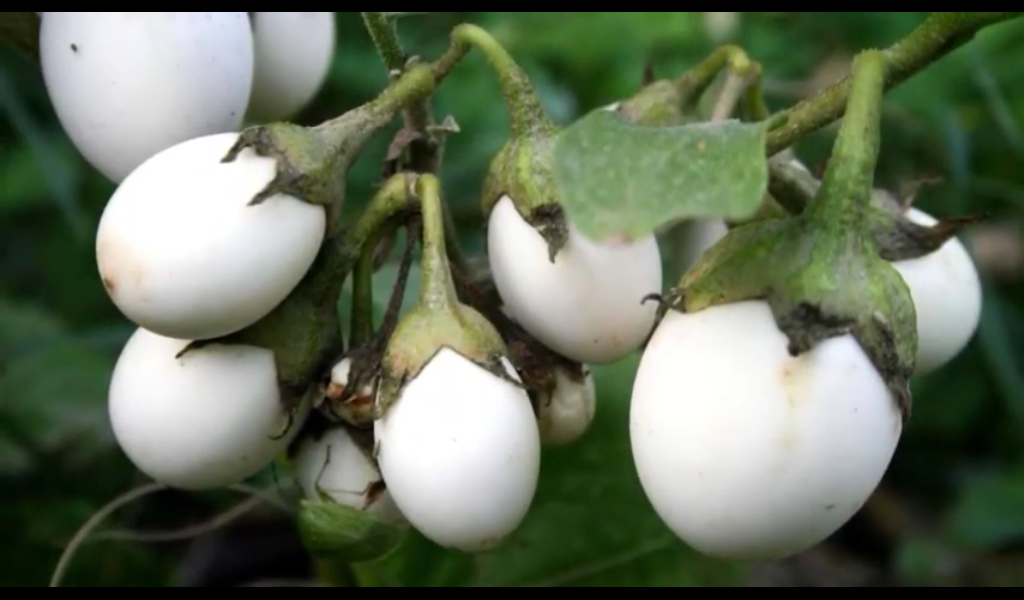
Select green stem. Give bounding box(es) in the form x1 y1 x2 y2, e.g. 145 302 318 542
350 217 402 348
361 12 406 72
804 50 885 232
415 174 459 311
766 12 1023 155
313 64 436 171
345 175 417 257
361 12 470 274
351 244 376 347
676 45 753 112
346 175 417 348
450 23 555 138
743 64 771 121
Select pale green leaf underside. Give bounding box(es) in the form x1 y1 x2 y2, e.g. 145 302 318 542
553 109 769 240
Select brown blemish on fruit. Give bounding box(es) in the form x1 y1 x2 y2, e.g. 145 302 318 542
96 234 146 301
780 356 812 409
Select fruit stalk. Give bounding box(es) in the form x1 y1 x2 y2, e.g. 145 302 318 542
677 45 763 115
313 64 435 183
361 12 405 72
802 50 884 236
449 23 555 138
349 183 414 347
415 174 460 312
766 12 1023 155
360 12 469 273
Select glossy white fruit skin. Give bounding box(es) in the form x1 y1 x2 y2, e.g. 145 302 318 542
248 12 336 122
488 195 663 364
375 348 541 552
293 427 407 525
96 132 326 341
630 300 902 560
893 208 983 375
40 13 253 183
538 367 597 446
109 327 309 491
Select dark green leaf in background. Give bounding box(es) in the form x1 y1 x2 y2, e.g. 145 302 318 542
0 298 115 476
947 469 1024 550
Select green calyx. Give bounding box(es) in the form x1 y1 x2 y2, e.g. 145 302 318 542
290 419 407 563
768 153 985 261
482 133 569 260
615 44 763 128
667 50 918 421
222 64 436 235
450 23 568 259
615 79 701 128
298 500 406 563
377 174 513 416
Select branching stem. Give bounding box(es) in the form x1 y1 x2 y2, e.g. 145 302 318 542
766 12 1023 155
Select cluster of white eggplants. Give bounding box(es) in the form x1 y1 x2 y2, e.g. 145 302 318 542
31 12 338 491
40 12 983 559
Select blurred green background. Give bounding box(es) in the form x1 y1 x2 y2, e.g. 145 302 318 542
2 12 1024 587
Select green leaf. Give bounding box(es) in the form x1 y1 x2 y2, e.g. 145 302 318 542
0 138 79 214
947 469 1024 550
553 109 769 240
892 538 962 587
0 298 116 475
0 69 89 241
297 500 407 563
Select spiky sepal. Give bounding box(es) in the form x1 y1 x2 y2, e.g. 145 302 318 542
481 129 568 261
673 216 917 422
374 302 522 420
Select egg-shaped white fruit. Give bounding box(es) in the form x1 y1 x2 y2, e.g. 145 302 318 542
538 367 596 446
893 208 983 375
40 12 254 183
375 348 541 552
630 300 902 560
488 195 663 364
293 426 407 525
109 327 309 491
96 132 326 341
247 12 336 122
